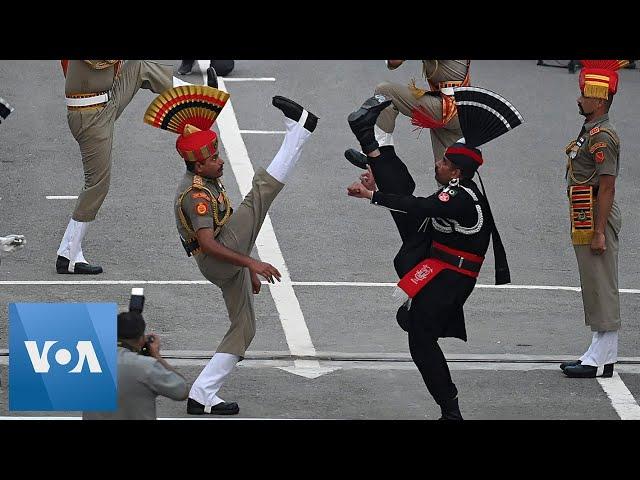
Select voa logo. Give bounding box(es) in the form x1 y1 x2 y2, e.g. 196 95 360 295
24 340 103 373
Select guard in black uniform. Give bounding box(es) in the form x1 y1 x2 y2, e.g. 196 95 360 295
346 87 523 419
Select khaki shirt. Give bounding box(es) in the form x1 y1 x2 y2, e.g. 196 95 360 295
82 347 188 420
174 171 231 243
422 60 469 84
64 60 119 95
567 114 620 188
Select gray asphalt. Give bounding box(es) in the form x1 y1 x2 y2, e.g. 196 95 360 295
1 60 639 419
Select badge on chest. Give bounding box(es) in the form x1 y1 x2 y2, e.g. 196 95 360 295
567 136 586 159
438 186 458 202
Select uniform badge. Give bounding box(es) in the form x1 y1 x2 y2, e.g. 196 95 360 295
438 192 450 202
569 146 579 159
589 142 607 154
589 126 600 136
595 151 605 163
192 192 211 201
195 202 209 215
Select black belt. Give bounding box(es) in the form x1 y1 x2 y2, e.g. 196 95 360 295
429 245 482 273
180 236 200 257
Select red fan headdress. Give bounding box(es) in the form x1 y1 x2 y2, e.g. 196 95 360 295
579 60 629 99
144 85 230 162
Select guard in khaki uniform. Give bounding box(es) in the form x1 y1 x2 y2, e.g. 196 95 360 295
144 86 318 414
560 60 629 378
345 60 470 171
55 60 217 274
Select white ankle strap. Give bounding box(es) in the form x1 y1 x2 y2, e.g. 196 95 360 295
298 109 308 128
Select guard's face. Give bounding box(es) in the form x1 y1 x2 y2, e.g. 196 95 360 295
196 152 225 179
435 156 461 184
577 94 603 117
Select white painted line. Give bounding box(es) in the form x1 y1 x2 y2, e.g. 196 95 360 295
195 68 334 378
1 280 639 294
222 78 276 82
597 373 640 420
239 130 286 134
46 196 78 200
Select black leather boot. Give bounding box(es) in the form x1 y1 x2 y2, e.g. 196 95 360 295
344 148 369 170
56 255 103 275
272 95 318 133
347 95 392 154
178 60 195 75
438 397 463 420
210 60 235 76
559 360 581 371
187 397 239 415
206 66 218 89
563 363 614 378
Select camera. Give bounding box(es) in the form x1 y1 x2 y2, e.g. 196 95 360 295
129 287 145 313
140 334 155 357
127 288 152 356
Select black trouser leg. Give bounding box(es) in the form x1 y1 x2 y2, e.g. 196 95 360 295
408 323 458 406
368 146 420 242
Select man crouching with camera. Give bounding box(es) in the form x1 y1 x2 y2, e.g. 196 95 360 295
83 290 188 420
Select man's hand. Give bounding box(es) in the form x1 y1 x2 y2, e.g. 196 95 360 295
347 182 374 200
249 259 281 284
0 234 25 252
146 333 161 358
360 166 377 191
251 270 262 294
590 232 606 255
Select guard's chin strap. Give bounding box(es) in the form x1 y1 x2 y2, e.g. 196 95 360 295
476 172 511 285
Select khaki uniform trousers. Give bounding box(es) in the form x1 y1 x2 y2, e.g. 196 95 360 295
68 60 173 221
573 200 622 332
374 81 462 164
195 168 284 358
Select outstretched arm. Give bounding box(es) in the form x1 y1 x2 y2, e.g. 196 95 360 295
196 228 281 284
347 182 473 221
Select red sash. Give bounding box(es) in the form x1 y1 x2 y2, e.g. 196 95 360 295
397 242 483 298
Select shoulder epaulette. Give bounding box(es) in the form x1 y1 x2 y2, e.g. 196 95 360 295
589 127 619 147
192 175 205 189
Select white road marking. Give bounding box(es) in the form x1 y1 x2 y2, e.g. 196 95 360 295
1 280 639 294
597 373 640 420
197 66 337 378
45 196 78 200
239 130 286 134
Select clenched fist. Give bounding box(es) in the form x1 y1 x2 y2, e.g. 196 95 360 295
347 182 373 200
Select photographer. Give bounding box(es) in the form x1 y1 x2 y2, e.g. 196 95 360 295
83 310 188 420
